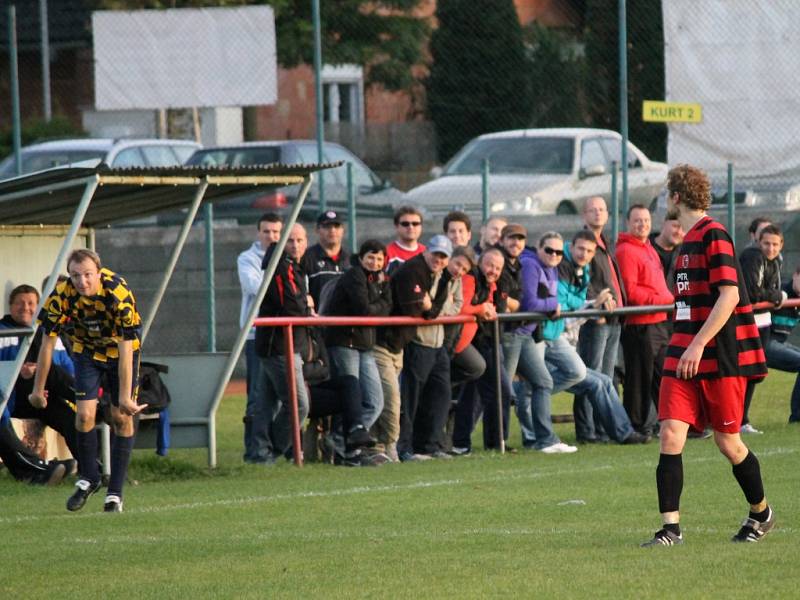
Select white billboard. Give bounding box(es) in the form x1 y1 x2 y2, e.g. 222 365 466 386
93 6 277 110
663 1 800 185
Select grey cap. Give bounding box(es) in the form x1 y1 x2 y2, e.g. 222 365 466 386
427 234 453 258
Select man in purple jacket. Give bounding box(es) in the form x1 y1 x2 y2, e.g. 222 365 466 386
503 231 582 453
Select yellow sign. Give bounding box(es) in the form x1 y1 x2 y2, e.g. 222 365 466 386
642 100 702 123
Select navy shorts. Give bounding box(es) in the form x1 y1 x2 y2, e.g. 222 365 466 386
73 351 140 406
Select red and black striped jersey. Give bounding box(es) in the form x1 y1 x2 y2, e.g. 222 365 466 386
664 216 767 380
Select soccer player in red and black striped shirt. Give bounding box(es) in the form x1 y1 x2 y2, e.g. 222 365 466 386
642 165 775 547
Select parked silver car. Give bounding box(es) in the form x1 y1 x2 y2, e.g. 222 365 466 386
406 128 668 216
0 138 200 180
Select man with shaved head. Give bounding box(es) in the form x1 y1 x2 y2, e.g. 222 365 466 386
255 222 312 458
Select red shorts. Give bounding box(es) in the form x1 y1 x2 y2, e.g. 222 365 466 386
658 375 747 434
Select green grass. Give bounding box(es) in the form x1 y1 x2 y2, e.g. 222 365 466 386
2 371 799 599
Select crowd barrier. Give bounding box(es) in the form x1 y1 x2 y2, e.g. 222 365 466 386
254 298 800 466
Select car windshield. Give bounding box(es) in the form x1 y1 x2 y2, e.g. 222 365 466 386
443 137 574 176
186 147 282 167
0 149 107 179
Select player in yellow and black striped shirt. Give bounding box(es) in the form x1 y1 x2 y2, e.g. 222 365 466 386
30 249 145 513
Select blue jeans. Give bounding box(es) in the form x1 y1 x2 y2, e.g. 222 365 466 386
566 369 633 442
243 339 278 462
260 353 309 455
574 320 621 441
503 332 559 449
328 346 384 429
764 338 800 422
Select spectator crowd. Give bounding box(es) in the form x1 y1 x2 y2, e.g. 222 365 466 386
240 167 800 467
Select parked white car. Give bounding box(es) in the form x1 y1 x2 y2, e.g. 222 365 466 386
0 138 200 180
406 128 668 216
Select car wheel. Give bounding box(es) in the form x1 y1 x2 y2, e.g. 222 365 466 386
556 201 577 215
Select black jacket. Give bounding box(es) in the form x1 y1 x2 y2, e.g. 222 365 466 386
471 269 508 348
649 232 678 289
324 261 392 351
740 246 783 314
301 243 351 307
255 244 311 358
495 245 522 332
376 253 445 354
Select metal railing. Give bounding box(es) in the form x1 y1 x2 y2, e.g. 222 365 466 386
254 297 800 466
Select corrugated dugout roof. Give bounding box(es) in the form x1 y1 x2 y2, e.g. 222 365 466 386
0 163 337 227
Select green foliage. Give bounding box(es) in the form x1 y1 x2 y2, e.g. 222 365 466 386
524 22 588 129
93 0 429 92
584 0 667 161
0 116 85 161
426 0 533 162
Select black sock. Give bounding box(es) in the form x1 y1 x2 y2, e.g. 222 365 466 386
107 435 134 498
731 451 765 506
656 453 683 514
76 429 100 483
749 507 770 522
662 523 681 536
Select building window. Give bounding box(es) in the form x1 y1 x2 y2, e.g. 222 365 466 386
321 65 364 124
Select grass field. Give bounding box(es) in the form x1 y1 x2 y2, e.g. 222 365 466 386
2 371 798 599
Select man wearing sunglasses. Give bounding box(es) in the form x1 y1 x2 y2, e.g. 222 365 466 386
386 206 426 276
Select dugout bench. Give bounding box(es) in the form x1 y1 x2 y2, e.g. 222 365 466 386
0 162 332 467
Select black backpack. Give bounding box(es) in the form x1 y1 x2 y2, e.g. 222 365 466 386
137 361 171 414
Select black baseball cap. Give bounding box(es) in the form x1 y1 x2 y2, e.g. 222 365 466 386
317 210 343 226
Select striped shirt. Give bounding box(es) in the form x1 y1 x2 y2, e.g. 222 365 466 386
663 216 766 380
38 268 141 362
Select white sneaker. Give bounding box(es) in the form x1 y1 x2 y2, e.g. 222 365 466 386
740 423 763 434
540 442 578 454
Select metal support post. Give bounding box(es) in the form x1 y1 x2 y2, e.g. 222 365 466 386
492 319 505 454
284 325 303 467
312 0 325 211
482 159 490 222
40 0 51 121
8 5 22 176
347 162 357 254
618 0 629 215
610 161 619 242
727 162 736 247
204 203 216 352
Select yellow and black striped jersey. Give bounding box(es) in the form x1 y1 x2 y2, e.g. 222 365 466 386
38 268 141 362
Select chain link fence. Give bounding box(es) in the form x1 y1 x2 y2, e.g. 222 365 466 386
2 0 799 352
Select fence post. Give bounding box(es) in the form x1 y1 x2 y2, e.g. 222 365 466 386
727 162 736 247
284 324 303 467
610 160 619 242
492 319 505 453
8 5 22 176
347 162 357 254
312 0 325 211
618 0 629 215
39 0 51 122
204 203 216 352
481 159 490 222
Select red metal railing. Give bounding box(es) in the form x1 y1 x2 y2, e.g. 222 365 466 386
254 298 800 466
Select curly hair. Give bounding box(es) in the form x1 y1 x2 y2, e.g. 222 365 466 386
667 164 711 211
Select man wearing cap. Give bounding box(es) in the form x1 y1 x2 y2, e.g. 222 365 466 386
392 235 454 461
302 210 350 308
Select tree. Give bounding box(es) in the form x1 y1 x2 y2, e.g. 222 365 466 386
523 22 587 129
584 0 666 160
426 0 533 162
94 0 430 92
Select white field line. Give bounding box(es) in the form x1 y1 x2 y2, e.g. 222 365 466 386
2 446 796 527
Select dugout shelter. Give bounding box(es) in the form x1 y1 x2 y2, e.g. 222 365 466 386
0 161 331 467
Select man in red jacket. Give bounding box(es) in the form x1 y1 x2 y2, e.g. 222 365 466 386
616 205 674 435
